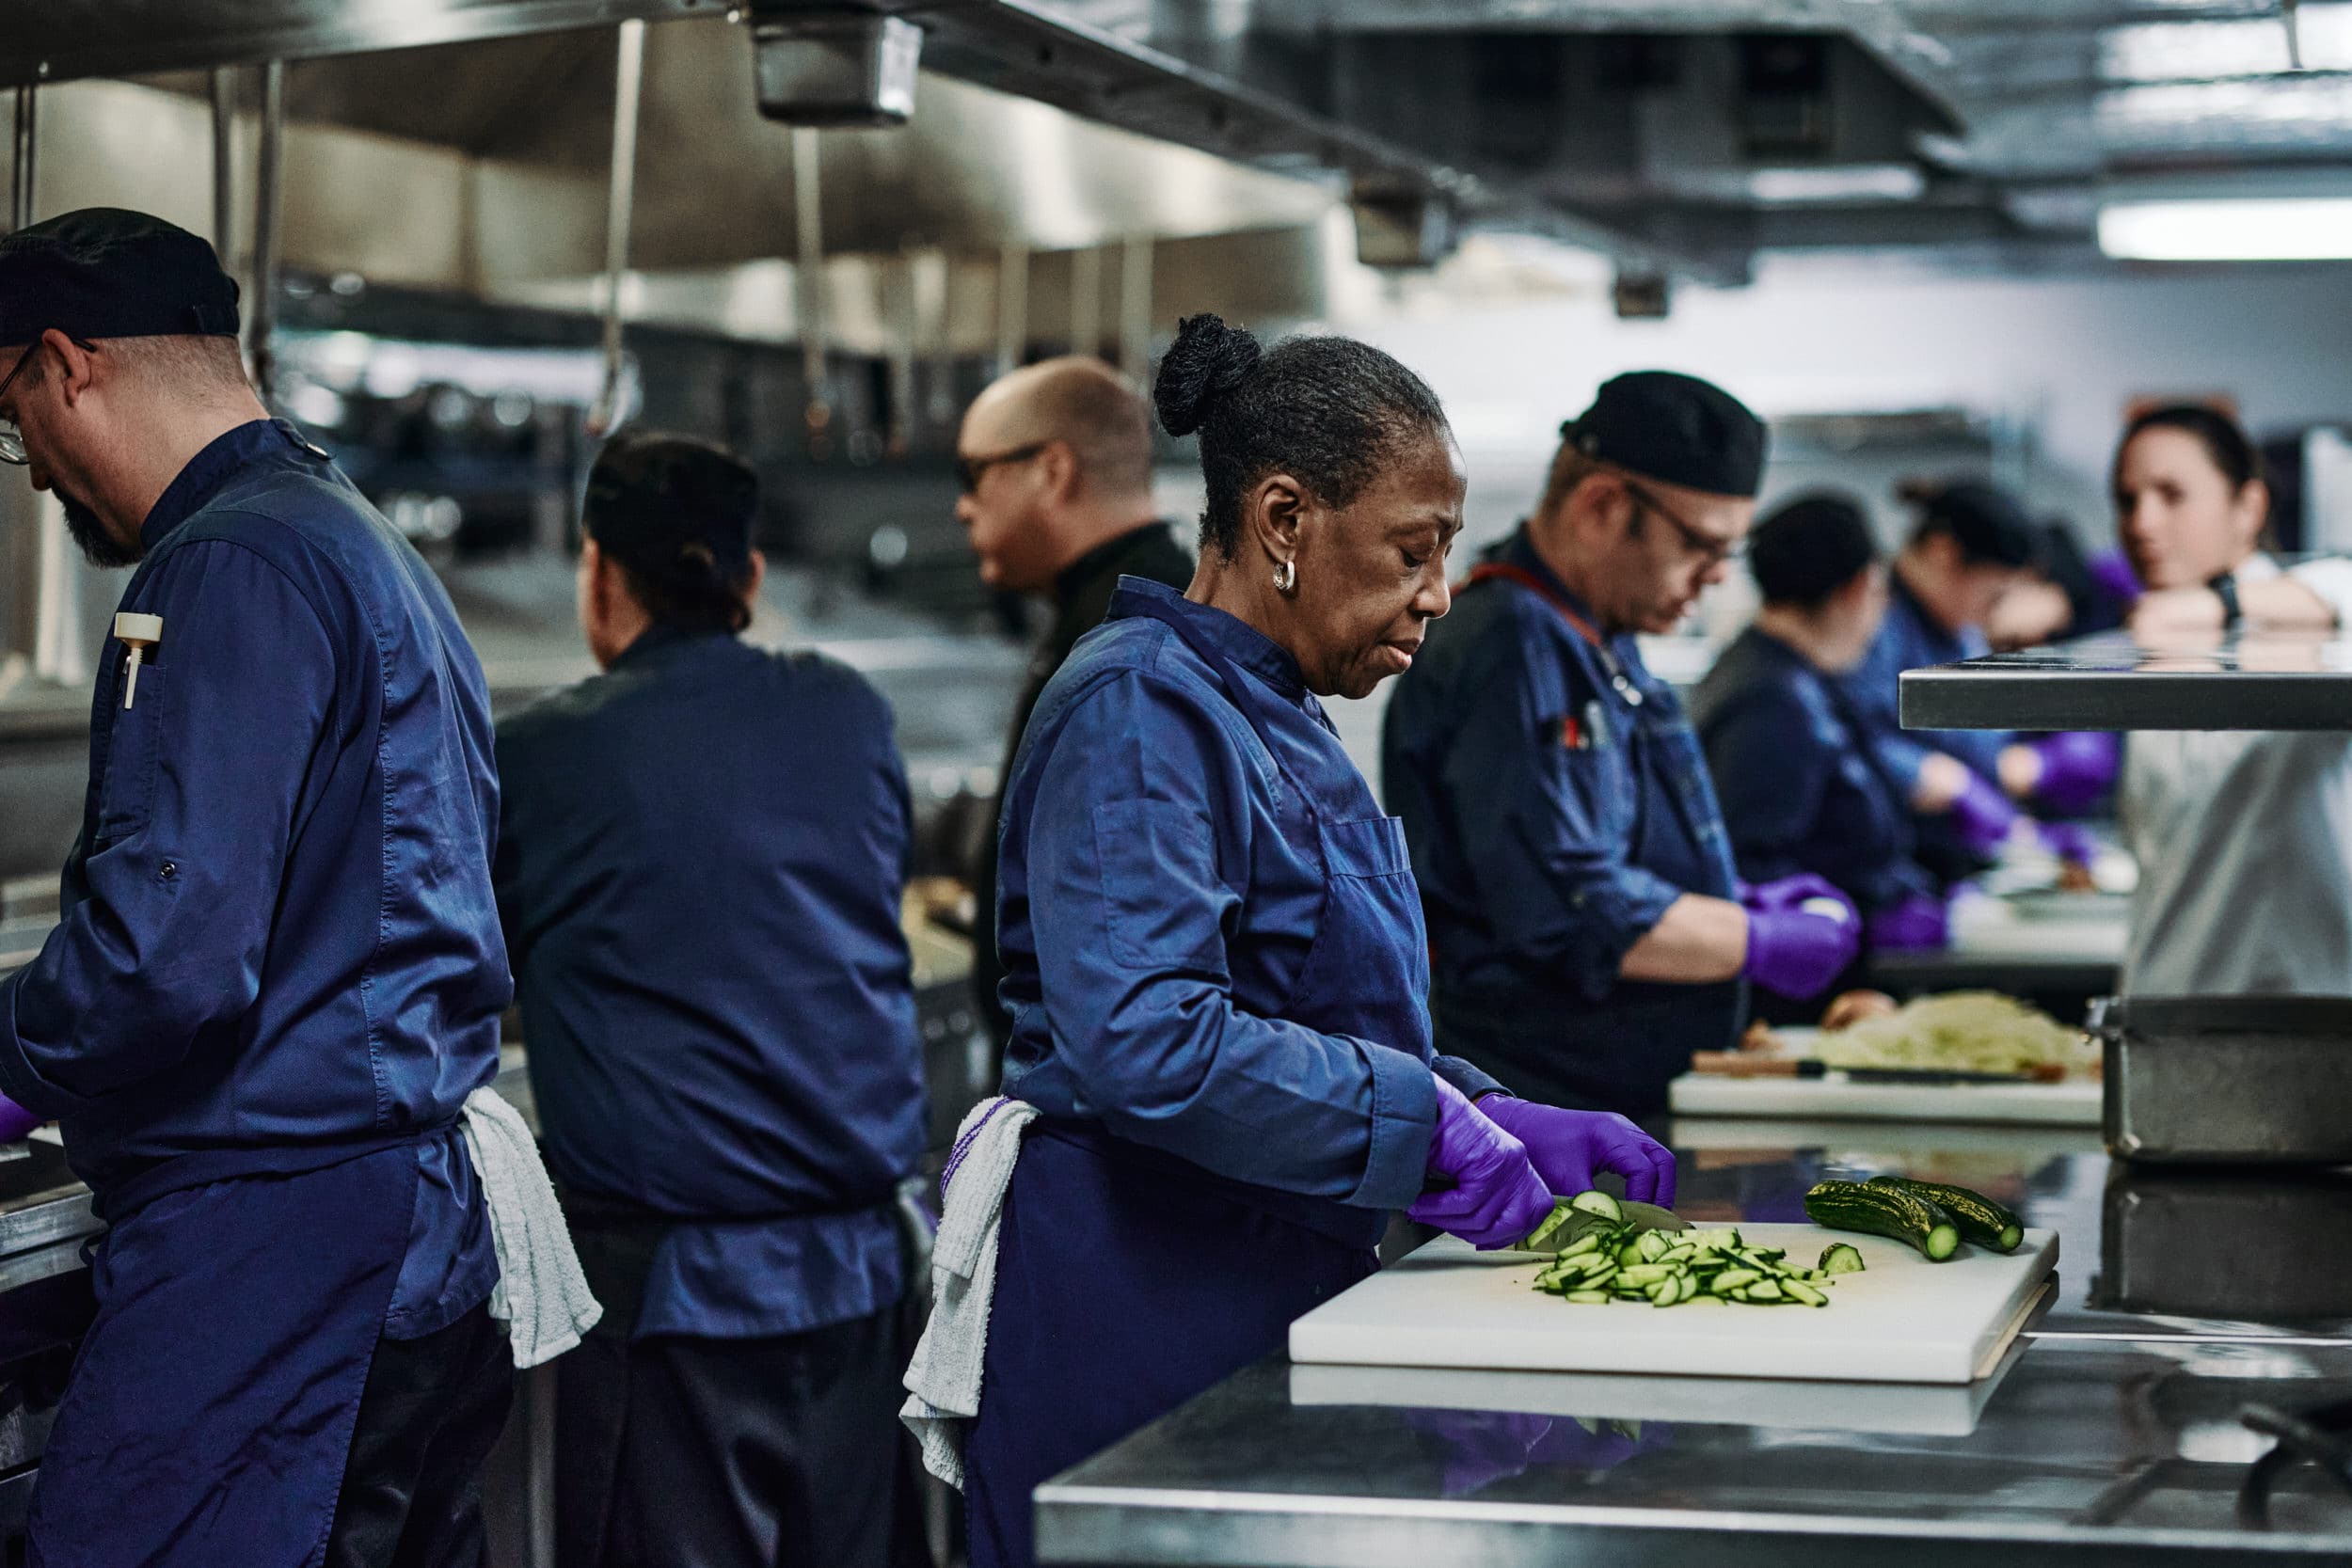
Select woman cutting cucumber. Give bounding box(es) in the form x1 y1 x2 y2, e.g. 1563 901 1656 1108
949 317 1674 1568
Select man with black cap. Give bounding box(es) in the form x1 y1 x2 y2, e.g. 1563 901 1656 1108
0 208 560 1564
1384 371 1858 1114
1838 477 2117 883
494 433 927 1568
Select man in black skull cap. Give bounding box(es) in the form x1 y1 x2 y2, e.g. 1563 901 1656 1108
1385 371 1861 1116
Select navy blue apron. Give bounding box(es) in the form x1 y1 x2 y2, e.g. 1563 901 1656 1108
1433 566 1742 1115
964 597 1425 1568
28 1141 423 1567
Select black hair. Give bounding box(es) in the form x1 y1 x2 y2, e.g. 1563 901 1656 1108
1895 475 2038 569
583 431 760 635
2117 404 2264 493
609 553 755 636
1152 314 1449 561
1749 491 1879 609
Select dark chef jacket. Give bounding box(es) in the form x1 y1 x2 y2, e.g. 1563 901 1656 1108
972 520 1193 1047
495 626 926 1338
0 418 508 1562
0 417 503 1320
1692 625 1937 917
1382 527 1742 1116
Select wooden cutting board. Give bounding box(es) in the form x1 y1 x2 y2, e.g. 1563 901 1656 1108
1288 1225 2058 1386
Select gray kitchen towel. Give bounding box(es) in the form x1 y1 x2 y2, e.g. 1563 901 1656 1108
460 1085 602 1368
900 1095 1039 1488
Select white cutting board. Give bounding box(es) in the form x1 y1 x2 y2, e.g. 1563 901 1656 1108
1668 1073 2102 1126
1288 1296 2045 1437
1289 1225 2058 1386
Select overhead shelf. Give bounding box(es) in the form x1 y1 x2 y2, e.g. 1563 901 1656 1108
1899 630 2352 732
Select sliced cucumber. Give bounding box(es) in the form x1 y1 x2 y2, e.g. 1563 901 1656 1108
1564 1290 1612 1304
1568 1190 1624 1223
1784 1279 1828 1307
1819 1243 1867 1276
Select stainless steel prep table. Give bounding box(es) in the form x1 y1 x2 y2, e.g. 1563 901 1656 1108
1034 1118 2352 1566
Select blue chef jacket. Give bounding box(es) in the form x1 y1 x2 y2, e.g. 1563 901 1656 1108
1381 528 1741 1116
495 626 925 1339
0 420 507 1565
1691 626 1937 917
1838 568 2010 791
993 578 1501 1251
0 419 503 1329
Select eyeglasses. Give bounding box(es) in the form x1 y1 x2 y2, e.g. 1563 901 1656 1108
1620 473 1747 568
0 335 98 467
956 441 1048 496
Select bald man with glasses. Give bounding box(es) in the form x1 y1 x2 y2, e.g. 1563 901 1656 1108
954 356 1192 1053
1383 372 1860 1117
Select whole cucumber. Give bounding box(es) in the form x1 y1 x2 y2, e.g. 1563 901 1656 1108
1804 1180 1961 1261
1867 1176 2024 1253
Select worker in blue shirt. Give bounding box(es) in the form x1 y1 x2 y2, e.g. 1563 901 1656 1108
964 317 1674 1568
495 434 927 1568
1838 478 2116 884
1692 493 1951 993
1383 372 1859 1115
0 210 518 1565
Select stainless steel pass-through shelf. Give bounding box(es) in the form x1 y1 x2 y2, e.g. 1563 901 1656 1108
1900 631 2352 732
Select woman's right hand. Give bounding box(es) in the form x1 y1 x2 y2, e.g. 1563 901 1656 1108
1407 1077 1553 1250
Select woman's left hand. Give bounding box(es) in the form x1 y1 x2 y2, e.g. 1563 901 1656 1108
1476 1096 1676 1207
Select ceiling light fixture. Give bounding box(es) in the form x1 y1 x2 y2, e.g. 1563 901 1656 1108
2098 196 2352 259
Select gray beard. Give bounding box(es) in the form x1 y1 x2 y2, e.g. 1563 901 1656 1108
61 490 138 569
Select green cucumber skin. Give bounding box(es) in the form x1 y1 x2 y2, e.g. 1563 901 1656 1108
1867 1176 2024 1253
1804 1180 1962 1261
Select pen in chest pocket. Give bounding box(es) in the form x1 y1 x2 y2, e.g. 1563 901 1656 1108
113 612 162 709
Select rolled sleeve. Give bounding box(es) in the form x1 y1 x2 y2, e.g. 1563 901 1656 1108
1441 657 1682 1000
1024 673 1431 1208
0 542 335 1116
1350 1038 1439 1210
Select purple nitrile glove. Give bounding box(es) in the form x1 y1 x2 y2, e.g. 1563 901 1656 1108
0 1092 40 1144
1864 890 1950 953
2029 732 2120 815
1743 888 1860 1001
1406 1076 1554 1251
1947 769 2021 856
2038 817 2099 868
1478 1095 1676 1207
1739 873 1847 917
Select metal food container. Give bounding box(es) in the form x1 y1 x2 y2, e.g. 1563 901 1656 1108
2092 995 2352 1164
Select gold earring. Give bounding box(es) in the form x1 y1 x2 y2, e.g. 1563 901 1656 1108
1273 560 1296 594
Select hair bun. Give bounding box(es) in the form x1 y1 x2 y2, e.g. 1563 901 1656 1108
1152 313 1262 437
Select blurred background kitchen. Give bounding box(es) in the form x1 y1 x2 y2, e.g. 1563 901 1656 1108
16 3 2352 1038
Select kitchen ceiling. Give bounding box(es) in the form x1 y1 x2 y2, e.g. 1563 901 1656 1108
6 0 2349 280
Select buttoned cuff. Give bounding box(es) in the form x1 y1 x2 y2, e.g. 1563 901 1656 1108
1345 1039 1438 1212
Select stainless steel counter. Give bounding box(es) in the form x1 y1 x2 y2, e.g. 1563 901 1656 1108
1899 629 2352 733
1035 1118 2352 1566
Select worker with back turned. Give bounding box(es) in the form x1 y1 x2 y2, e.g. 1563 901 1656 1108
496 435 928 1566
